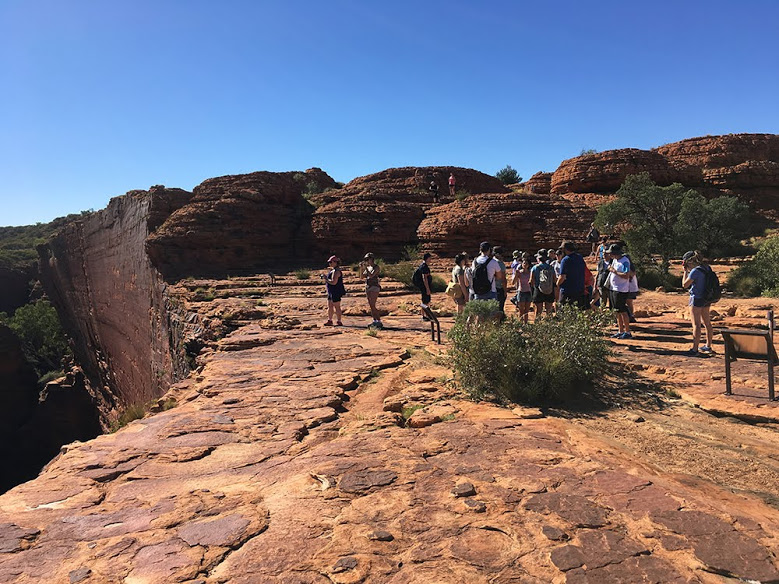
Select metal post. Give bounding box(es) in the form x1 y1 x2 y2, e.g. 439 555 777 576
724 340 732 396
769 310 775 342
770 312 776 400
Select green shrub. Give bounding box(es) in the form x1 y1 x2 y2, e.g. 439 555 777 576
381 262 446 292
635 265 679 290
110 403 146 432
448 305 611 404
295 268 311 280
495 165 521 185
454 189 470 201
192 287 216 301
726 237 779 297
2 300 70 376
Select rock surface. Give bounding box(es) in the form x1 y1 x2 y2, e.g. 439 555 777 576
311 167 508 261
2 275 778 583
417 192 596 257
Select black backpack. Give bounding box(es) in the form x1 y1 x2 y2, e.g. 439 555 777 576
412 264 426 290
702 265 721 304
472 259 493 295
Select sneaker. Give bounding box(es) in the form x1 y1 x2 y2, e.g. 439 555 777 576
335 321 343 327
324 320 333 326
699 345 713 353
684 348 699 356
619 332 633 339
610 332 623 338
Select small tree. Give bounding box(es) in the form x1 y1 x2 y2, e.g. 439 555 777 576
496 165 521 185
675 193 750 257
2 300 70 376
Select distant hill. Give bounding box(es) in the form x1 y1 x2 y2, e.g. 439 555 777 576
0 212 92 269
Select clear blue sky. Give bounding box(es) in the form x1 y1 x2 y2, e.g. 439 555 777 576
2 0 778 226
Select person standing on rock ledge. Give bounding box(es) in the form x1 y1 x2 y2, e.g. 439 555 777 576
323 255 345 327
360 253 383 329
429 180 440 204
448 173 456 197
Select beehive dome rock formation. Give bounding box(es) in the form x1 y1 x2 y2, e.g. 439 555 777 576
311 166 508 261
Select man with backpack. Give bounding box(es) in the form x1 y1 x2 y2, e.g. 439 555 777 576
471 242 499 301
530 250 555 319
492 246 508 312
586 223 600 256
412 253 434 321
557 241 587 309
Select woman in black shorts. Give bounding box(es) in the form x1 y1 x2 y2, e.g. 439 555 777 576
324 255 344 326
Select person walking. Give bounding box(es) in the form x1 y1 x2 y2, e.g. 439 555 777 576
606 244 632 339
493 246 508 312
530 250 555 319
360 253 383 329
471 242 499 301
323 255 345 326
681 250 715 355
451 252 469 315
511 256 533 322
448 173 456 197
557 241 586 309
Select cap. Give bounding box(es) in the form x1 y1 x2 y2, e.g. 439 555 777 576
606 244 623 255
363 252 374 260
682 251 695 261
327 255 340 264
512 250 520 258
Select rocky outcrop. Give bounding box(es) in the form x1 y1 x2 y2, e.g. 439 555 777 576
549 133 779 218
38 190 192 425
417 193 596 257
146 169 337 278
311 167 508 261
524 172 552 194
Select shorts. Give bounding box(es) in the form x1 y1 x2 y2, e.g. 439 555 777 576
518 291 532 303
627 291 638 300
366 285 381 294
474 291 497 301
609 290 629 313
691 297 711 308
421 291 431 305
327 293 342 303
533 290 555 304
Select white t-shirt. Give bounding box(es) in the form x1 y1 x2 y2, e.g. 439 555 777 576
608 256 632 292
472 254 498 293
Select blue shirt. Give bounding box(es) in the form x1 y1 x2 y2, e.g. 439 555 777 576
559 252 585 296
689 266 707 301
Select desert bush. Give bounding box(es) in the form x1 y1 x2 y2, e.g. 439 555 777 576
495 165 521 185
726 236 779 297
192 287 216 301
634 265 680 290
455 189 470 201
381 261 446 292
448 304 611 404
0 300 70 376
295 268 311 280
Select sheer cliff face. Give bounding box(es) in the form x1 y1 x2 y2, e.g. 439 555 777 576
38 190 191 420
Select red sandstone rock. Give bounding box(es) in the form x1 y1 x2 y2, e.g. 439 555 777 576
417 193 596 257
524 171 552 194
146 169 337 278
311 167 508 261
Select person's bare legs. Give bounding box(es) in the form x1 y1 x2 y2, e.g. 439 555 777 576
690 306 702 351
520 302 530 323
334 301 342 324
328 300 335 322
702 306 713 347
367 290 381 322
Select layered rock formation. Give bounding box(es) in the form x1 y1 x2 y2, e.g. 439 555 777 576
524 172 552 195
417 193 596 258
38 190 192 424
550 133 779 218
146 168 337 278
311 167 508 261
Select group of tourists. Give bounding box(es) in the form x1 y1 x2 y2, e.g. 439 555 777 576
321 236 720 355
429 173 457 204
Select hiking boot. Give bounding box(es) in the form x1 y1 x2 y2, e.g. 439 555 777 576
324 320 334 326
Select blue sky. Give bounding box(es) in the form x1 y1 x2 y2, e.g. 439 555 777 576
1 0 777 226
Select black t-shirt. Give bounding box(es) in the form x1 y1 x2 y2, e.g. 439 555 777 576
420 262 431 288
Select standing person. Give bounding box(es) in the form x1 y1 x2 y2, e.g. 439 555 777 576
557 241 586 309
624 254 639 322
552 248 564 305
323 255 345 326
360 253 383 329
606 244 632 339
451 252 469 315
429 180 440 204
512 256 533 322
596 236 610 308
471 242 499 301
510 250 521 275
416 253 433 321
586 223 600 256
493 246 508 312
530 251 555 319
681 251 715 355
448 173 456 197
